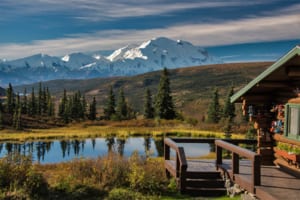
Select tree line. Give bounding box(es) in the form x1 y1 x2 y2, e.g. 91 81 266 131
0 68 177 130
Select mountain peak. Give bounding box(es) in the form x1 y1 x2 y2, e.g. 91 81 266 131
0 37 222 86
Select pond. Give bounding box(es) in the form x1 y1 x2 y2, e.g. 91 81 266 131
0 137 214 164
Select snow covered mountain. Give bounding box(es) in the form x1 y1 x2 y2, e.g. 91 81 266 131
0 37 222 86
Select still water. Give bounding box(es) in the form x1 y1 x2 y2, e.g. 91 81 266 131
0 137 213 164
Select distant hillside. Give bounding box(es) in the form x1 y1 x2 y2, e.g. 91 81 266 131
15 62 272 121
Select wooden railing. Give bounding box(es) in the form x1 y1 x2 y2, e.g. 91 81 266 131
164 138 257 192
215 140 261 193
164 138 187 192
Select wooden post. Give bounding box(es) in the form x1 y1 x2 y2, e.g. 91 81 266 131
164 143 170 160
232 153 239 175
176 153 180 178
216 145 222 170
164 143 170 178
253 155 261 186
178 147 187 193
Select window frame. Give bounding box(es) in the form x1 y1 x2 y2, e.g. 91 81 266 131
285 103 300 141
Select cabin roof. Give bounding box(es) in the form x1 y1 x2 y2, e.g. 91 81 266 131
231 45 300 104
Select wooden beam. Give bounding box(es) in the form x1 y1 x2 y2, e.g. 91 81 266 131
241 95 271 103
256 81 290 88
287 68 300 77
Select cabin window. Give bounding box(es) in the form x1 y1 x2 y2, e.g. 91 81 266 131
285 104 300 140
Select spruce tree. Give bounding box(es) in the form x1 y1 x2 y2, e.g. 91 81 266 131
38 82 42 115
15 107 21 130
29 87 37 116
0 99 2 112
116 88 128 120
59 89 67 118
47 96 55 117
143 88 154 119
207 88 221 123
0 110 3 129
6 83 15 114
42 87 48 115
223 87 235 121
82 95 87 118
22 88 28 114
154 68 176 119
104 86 116 120
89 97 97 120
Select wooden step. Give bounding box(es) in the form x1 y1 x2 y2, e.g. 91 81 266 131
186 179 225 188
186 171 222 179
183 187 227 196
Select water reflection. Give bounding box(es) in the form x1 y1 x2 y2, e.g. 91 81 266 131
0 137 214 164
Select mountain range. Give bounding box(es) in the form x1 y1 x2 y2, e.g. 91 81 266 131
0 37 221 86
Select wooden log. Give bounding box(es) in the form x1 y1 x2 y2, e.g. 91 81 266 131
287 68 300 77
241 95 271 104
257 81 290 88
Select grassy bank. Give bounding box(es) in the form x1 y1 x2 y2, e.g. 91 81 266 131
0 120 245 142
0 153 240 200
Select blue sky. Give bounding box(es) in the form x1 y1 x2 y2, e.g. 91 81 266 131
0 0 299 61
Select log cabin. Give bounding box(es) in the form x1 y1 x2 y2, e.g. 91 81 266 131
231 45 300 170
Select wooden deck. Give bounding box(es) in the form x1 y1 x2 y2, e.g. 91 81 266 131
164 138 300 200
167 159 300 199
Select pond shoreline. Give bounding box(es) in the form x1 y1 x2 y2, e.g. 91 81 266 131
0 124 244 142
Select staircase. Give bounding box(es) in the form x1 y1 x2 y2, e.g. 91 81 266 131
181 170 226 196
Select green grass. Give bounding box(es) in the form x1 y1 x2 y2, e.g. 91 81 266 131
0 121 245 142
161 194 241 200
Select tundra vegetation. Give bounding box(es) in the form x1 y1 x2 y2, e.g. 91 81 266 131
0 67 251 199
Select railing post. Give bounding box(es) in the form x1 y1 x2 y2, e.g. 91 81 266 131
253 155 261 186
178 147 187 193
176 152 180 178
216 142 223 170
232 153 239 175
164 142 171 178
164 142 170 160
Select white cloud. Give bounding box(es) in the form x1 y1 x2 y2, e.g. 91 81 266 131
0 12 299 60
0 0 274 21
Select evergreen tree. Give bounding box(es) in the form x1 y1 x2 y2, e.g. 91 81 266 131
15 107 22 130
16 93 20 110
0 110 3 129
0 99 2 112
21 88 28 114
63 97 71 123
207 88 221 123
38 82 42 115
42 87 48 115
82 95 87 118
59 89 67 118
154 68 176 119
89 97 97 120
13 109 17 128
126 103 136 120
116 88 127 120
6 83 15 114
143 88 154 119
104 86 116 120
223 87 235 121
29 87 37 116
47 96 55 117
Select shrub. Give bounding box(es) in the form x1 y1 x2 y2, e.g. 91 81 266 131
108 188 136 200
108 188 156 200
128 152 167 194
0 154 49 199
24 168 49 199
